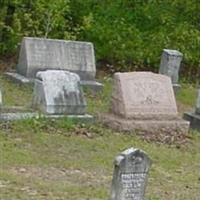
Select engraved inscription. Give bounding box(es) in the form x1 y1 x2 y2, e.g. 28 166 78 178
123 78 177 114
27 41 92 71
28 43 60 66
121 173 146 200
68 42 89 70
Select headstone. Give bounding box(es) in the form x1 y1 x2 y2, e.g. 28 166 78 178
6 37 102 91
32 70 87 115
100 72 189 134
111 72 177 119
184 89 200 130
110 148 151 200
0 90 2 106
159 49 183 93
195 90 200 114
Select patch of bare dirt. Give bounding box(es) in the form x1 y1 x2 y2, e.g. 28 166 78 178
0 55 17 72
9 166 111 187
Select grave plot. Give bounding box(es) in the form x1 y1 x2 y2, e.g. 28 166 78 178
99 72 190 136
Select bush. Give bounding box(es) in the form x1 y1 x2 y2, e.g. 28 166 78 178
0 0 199 76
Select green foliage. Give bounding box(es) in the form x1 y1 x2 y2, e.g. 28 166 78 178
0 0 84 53
77 0 200 72
0 0 200 75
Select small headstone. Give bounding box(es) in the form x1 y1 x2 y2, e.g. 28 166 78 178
195 90 200 114
32 70 86 115
110 148 151 200
159 49 183 93
6 37 102 91
184 89 200 130
100 72 189 134
0 90 2 106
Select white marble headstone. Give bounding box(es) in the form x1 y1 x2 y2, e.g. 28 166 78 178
32 70 86 114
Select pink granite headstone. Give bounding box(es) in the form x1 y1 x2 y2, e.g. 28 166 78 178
111 72 177 119
100 71 189 135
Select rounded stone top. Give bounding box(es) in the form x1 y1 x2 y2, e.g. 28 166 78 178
36 70 80 82
163 49 183 57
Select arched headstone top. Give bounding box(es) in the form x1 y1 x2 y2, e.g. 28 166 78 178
110 147 152 200
114 148 151 173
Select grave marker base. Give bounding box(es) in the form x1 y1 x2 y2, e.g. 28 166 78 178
0 112 93 122
99 113 189 134
184 112 200 131
5 72 103 92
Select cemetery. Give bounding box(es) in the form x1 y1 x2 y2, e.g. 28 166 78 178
0 1 200 200
0 37 199 200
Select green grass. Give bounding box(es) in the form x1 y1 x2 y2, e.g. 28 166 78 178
176 83 198 107
0 74 200 200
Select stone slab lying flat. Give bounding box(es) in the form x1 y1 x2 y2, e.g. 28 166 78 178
0 112 38 121
0 112 93 122
5 72 34 84
183 112 200 131
99 113 190 134
5 72 103 92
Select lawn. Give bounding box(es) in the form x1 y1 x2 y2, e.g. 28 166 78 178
0 75 200 200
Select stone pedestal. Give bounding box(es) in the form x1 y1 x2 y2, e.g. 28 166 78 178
100 113 189 134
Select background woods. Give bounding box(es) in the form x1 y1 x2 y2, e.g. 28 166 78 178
0 0 200 78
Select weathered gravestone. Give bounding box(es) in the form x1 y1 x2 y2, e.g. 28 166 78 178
6 37 102 91
184 89 200 130
0 89 2 106
32 70 87 115
100 72 189 134
159 49 183 93
110 148 151 200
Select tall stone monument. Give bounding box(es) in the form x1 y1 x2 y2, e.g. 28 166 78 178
159 49 183 93
32 70 87 115
6 37 102 91
100 72 189 134
184 89 200 130
110 148 151 200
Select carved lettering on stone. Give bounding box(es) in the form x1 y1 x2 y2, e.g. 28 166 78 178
111 72 177 119
110 148 151 200
17 37 96 80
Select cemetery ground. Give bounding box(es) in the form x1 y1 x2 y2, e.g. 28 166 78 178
0 74 200 200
